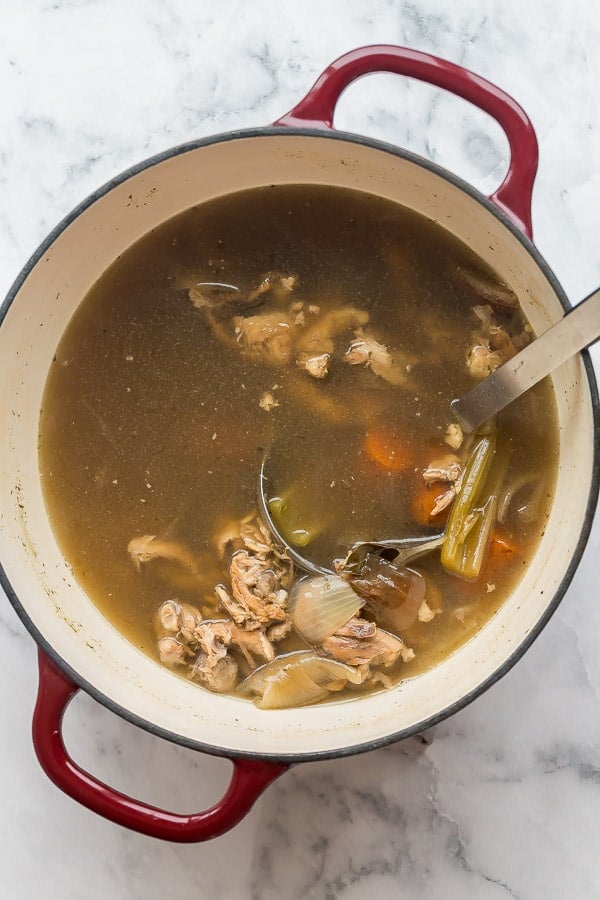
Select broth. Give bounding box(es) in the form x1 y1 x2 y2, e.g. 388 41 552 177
39 184 558 707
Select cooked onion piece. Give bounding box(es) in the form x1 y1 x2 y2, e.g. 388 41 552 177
238 651 365 709
290 574 364 644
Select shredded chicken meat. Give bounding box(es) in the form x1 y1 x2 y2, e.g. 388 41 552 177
296 351 330 379
145 512 293 692
215 512 292 630
192 272 374 379
421 452 465 516
192 654 238 693
444 423 464 450
422 454 463 485
247 271 298 304
466 304 528 380
322 618 415 668
188 270 416 411
189 621 235 691
233 311 294 366
259 390 279 411
216 552 289 631
343 335 412 386
230 625 275 666
296 308 369 356
128 535 198 574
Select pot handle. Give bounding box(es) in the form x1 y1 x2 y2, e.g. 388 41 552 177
274 45 538 237
32 649 288 842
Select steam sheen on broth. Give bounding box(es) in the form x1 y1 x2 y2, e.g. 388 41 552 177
39 185 558 709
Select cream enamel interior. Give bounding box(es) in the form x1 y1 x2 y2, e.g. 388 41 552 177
0 133 595 758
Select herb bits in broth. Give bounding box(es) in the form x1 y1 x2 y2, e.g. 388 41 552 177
39 185 559 709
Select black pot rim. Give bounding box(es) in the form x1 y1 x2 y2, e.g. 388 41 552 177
1 125 599 763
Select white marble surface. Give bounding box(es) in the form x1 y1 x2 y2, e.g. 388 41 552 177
1 1 600 897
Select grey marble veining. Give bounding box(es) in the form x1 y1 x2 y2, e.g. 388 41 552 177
1 1 600 898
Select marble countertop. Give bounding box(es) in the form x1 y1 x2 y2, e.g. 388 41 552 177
2 2 599 898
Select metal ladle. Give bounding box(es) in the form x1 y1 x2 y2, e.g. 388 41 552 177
257 457 444 576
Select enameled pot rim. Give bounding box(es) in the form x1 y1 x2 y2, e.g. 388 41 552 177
1 125 599 762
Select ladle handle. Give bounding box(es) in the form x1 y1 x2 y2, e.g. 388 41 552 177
32 650 287 842
274 44 538 237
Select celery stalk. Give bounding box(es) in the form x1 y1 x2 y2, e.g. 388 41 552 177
459 494 498 579
441 433 496 576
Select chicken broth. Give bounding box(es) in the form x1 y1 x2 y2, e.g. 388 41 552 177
39 184 559 707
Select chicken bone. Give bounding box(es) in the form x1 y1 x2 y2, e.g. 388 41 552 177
189 620 239 693
155 598 204 645
157 636 192 667
296 308 369 356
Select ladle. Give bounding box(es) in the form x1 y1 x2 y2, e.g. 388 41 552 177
257 457 444 576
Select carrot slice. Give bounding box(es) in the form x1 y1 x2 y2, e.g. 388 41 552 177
364 427 413 472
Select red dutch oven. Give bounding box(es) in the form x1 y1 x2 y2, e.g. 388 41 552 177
0 46 598 842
